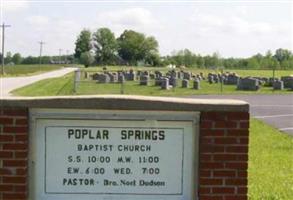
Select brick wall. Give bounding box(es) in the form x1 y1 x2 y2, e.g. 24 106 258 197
0 108 28 200
0 108 249 200
199 111 249 200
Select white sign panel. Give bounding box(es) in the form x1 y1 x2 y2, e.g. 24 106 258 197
30 110 198 200
45 127 183 194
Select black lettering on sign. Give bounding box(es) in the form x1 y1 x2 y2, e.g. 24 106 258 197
68 129 109 140
120 130 165 140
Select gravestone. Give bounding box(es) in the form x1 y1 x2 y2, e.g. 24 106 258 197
118 74 125 83
237 77 260 91
140 75 149 86
169 77 177 87
161 78 170 90
193 79 200 90
98 74 110 83
183 72 192 80
182 79 189 88
281 76 293 89
273 80 284 90
155 77 162 86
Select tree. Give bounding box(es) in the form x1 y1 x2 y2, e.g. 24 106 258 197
12 53 22 64
74 29 92 60
117 30 159 65
4 52 12 64
80 51 94 67
93 28 117 65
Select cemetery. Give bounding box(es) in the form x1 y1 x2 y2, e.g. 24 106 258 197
69 68 293 95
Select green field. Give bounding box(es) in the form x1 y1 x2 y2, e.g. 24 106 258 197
249 119 293 199
0 64 65 77
12 69 293 96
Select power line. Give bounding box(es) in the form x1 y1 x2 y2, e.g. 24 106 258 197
0 23 11 75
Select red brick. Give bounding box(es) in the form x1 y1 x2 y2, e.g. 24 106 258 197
0 151 13 158
201 121 214 129
200 178 223 185
14 151 28 158
226 130 248 136
201 162 224 169
237 187 248 194
214 138 237 144
0 184 13 192
16 168 27 176
14 185 27 192
237 154 248 161
201 138 214 144
2 192 27 199
0 117 13 125
239 138 249 144
224 195 247 200
213 170 236 177
200 196 223 200
3 160 26 167
200 154 213 161
200 170 212 177
3 176 26 184
199 187 211 194
0 168 12 175
214 154 237 161
3 109 27 116
215 121 237 129
226 146 248 153
0 135 14 142
15 119 28 125
201 112 227 121
237 171 248 178
14 135 28 142
3 144 27 150
225 162 248 170
212 187 235 194
201 145 225 153
226 112 249 120
201 130 225 137
3 127 27 134
225 178 247 186
239 122 249 129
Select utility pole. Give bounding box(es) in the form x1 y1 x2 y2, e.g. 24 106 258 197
38 41 45 69
0 23 11 75
66 50 69 64
58 48 62 64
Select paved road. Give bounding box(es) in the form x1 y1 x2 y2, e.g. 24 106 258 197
189 94 293 136
0 67 77 97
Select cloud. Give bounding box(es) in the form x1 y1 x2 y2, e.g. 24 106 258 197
99 8 155 27
190 11 290 37
94 7 161 36
2 0 29 12
26 15 49 26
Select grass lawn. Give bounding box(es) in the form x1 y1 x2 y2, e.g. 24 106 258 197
0 64 65 77
84 66 293 78
249 119 293 199
12 71 293 96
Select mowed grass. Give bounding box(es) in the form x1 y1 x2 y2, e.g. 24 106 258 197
11 68 293 96
12 74 74 96
85 66 293 78
249 119 293 199
0 64 64 77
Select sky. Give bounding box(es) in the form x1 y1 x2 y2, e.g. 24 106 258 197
0 0 292 58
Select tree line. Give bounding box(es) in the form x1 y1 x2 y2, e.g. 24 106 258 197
74 28 160 67
3 26 293 69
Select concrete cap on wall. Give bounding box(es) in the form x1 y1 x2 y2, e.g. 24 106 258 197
0 95 249 112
